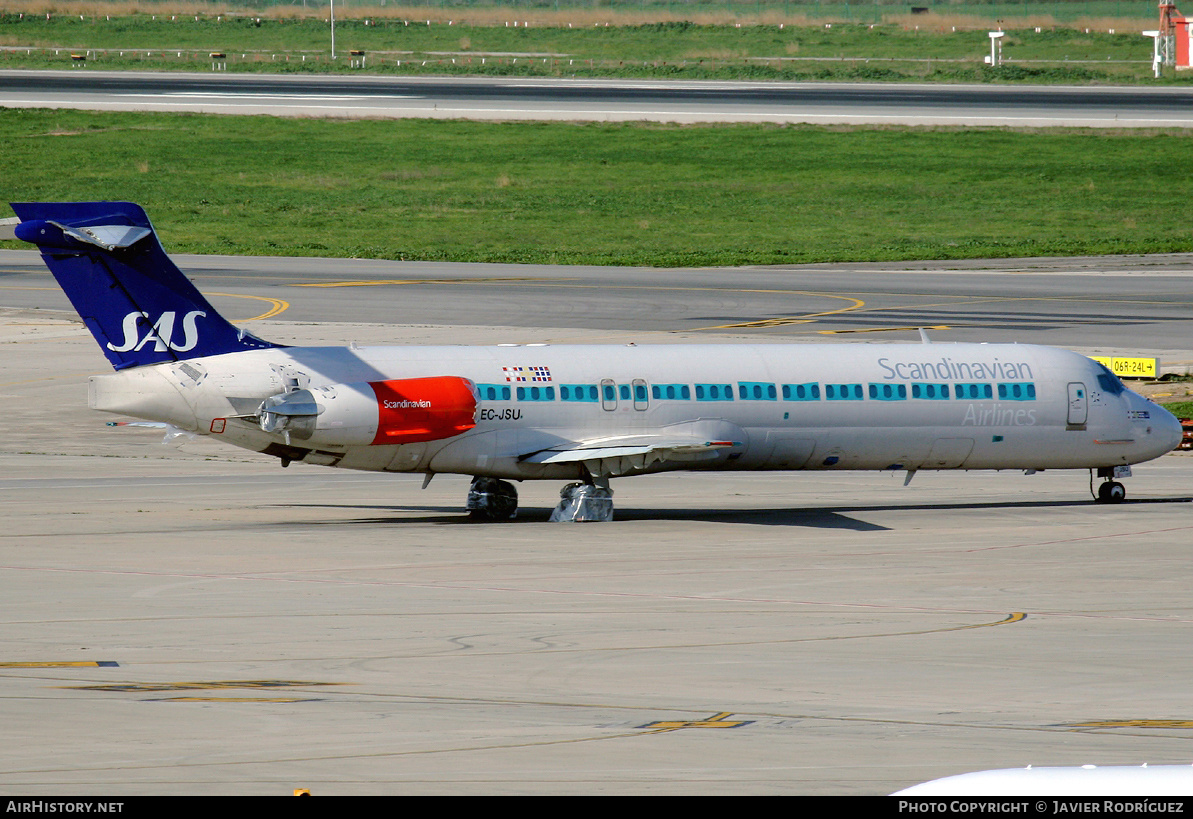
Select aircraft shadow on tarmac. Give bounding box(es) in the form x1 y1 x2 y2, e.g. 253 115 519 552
263 495 1192 529
266 503 889 530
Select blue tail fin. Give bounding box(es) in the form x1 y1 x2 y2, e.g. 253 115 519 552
11 201 281 370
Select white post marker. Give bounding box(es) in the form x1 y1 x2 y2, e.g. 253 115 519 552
987 30 1005 66
1143 30 1162 77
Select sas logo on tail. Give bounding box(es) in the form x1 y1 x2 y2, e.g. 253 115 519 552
107 310 205 353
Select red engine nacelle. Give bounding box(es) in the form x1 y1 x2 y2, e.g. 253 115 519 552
256 375 478 447
370 376 478 445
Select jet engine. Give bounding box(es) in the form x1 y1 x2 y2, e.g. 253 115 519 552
257 375 477 447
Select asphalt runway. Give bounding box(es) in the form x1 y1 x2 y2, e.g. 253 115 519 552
4 70 1193 126
2 250 1193 795
4 248 1193 354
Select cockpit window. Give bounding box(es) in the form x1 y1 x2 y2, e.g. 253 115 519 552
1093 362 1125 395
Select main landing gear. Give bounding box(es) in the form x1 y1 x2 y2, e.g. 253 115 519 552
549 480 614 523
465 476 616 522
1092 467 1128 504
466 477 518 521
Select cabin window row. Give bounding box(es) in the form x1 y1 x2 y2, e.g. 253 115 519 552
477 381 1036 404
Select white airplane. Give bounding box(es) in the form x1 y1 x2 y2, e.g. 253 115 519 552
894 763 1193 796
10 201 1183 521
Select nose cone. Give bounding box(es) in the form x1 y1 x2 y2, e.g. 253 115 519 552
1149 401 1185 458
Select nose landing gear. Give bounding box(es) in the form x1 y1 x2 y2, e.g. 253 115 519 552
1092 467 1128 504
1096 480 1126 503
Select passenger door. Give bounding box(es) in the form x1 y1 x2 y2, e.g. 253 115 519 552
1067 382 1088 429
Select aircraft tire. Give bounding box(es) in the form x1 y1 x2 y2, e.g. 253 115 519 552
466 477 518 521
1096 481 1126 504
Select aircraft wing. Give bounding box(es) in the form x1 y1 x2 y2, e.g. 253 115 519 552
520 435 740 476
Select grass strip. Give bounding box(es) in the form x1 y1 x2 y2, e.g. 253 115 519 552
1158 400 1193 419
0 15 1178 84
3 109 1191 266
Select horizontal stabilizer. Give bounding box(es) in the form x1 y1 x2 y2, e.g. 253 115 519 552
53 222 153 251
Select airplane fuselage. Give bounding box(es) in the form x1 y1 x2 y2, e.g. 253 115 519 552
87 340 1180 481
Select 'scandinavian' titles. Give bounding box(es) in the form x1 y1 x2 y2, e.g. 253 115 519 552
877 356 1033 382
